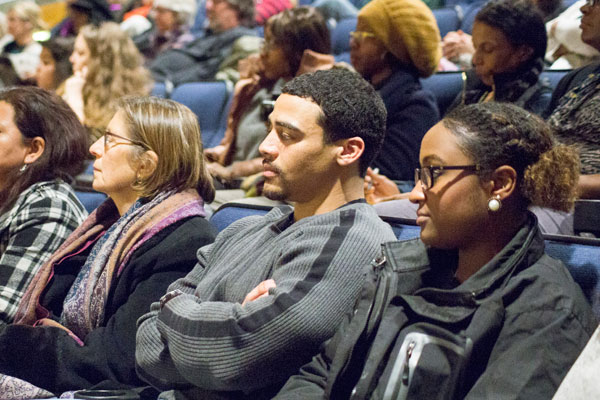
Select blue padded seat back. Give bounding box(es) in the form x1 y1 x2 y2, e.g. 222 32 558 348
171 82 230 148
75 191 107 214
210 202 273 232
331 17 356 55
545 235 600 318
540 69 571 91
380 216 421 241
433 8 461 38
420 72 463 116
151 82 167 98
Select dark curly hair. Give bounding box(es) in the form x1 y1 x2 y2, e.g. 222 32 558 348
282 68 387 176
443 102 579 212
0 87 89 214
475 0 547 61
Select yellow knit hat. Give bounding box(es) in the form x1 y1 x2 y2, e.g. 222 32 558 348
358 0 441 77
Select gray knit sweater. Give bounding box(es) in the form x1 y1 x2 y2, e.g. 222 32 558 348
136 200 395 399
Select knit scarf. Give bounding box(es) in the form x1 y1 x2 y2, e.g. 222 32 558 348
14 189 205 341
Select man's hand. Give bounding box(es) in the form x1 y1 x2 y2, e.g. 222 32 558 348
442 30 474 61
207 162 233 181
242 279 276 306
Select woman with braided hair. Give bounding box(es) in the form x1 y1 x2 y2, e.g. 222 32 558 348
276 102 596 399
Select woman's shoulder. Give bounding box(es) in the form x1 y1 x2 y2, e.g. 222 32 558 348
23 180 86 216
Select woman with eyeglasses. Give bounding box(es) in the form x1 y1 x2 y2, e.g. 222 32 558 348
275 102 596 399
349 0 441 182
0 87 88 329
0 96 216 398
204 6 333 203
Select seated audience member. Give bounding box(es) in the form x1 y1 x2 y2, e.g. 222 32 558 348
0 87 87 328
545 0 600 199
64 22 152 141
275 102 596 399
35 37 75 92
546 0 599 69
447 0 552 116
0 97 217 397
255 0 294 26
135 69 396 399
0 1 47 82
150 0 259 86
350 0 441 182
51 0 114 38
130 0 197 62
205 6 333 196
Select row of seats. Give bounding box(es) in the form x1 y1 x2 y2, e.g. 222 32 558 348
150 68 571 151
209 202 600 319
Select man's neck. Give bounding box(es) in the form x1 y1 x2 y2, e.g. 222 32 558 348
293 175 365 221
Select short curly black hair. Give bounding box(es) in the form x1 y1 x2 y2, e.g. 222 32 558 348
475 0 547 61
282 68 387 176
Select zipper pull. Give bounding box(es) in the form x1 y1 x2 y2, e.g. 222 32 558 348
401 341 415 385
372 254 386 272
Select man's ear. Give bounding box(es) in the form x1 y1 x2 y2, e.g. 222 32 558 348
335 137 365 168
487 165 518 200
24 137 45 165
137 150 159 179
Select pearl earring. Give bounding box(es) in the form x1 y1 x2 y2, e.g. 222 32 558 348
487 194 502 212
19 164 28 173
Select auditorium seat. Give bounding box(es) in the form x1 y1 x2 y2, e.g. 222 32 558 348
331 17 356 55
433 7 461 37
170 81 232 148
210 202 273 232
420 71 463 116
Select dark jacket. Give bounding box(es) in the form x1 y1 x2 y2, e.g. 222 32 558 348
543 61 600 118
275 213 597 399
149 27 256 86
371 67 440 181
0 216 216 394
449 59 552 117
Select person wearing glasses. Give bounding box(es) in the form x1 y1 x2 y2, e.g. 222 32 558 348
349 0 441 182
0 87 87 329
275 102 596 399
0 96 216 398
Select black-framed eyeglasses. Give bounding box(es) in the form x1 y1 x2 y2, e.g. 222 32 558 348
415 165 480 191
103 130 149 151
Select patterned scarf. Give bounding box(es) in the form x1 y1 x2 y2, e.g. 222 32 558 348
547 67 600 174
14 189 205 340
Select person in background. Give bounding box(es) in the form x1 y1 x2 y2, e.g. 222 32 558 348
149 0 259 86
350 0 441 182
136 68 396 399
447 0 551 116
0 1 47 82
205 6 333 204
0 87 88 329
275 101 596 399
64 22 152 141
35 37 75 93
0 96 217 398
129 0 197 62
51 0 114 38
544 0 600 199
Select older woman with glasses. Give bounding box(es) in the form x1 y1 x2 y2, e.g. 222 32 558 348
275 102 596 399
0 96 216 398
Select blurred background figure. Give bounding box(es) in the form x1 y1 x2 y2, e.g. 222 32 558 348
35 37 74 92
205 6 333 205
350 0 441 182
52 0 114 38
126 0 197 63
63 22 151 141
447 0 551 116
0 86 88 328
0 1 47 83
